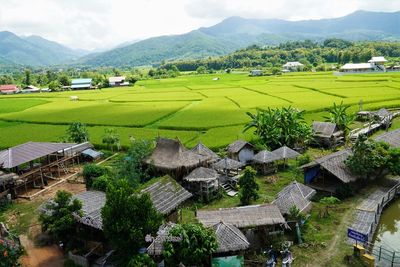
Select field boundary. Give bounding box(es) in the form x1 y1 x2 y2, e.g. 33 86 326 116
293 85 347 98
241 86 293 103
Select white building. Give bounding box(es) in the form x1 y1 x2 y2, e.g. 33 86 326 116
109 76 130 87
282 62 304 72
250 70 263 76
340 56 387 73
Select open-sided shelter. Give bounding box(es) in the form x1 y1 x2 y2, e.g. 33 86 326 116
312 122 344 148
213 158 245 177
301 149 357 193
145 138 208 178
227 140 254 163
272 181 316 215
0 141 93 198
252 150 280 175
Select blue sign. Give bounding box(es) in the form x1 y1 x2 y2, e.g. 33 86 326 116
347 228 368 243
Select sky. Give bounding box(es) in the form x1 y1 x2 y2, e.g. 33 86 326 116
0 0 399 51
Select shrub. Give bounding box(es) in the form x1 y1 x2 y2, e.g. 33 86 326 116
82 164 108 189
297 153 311 166
91 175 111 192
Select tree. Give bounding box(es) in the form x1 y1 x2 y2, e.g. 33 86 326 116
324 101 355 139
244 107 311 149
23 69 31 86
58 74 71 86
238 167 259 205
82 163 108 189
102 128 120 152
117 138 153 186
101 179 163 264
66 122 89 143
48 80 61 91
39 190 82 246
196 66 207 74
388 148 400 175
345 135 390 179
163 223 218 266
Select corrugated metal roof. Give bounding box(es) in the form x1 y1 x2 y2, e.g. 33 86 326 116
368 56 387 63
340 63 374 70
0 142 77 169
108 76 125 83
71 78 92 84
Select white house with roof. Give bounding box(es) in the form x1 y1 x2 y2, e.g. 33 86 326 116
340 56 388 73
71 78 92 90
108 76 129 87
282 62 304 72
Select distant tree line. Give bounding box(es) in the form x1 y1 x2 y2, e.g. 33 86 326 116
161 39 400 72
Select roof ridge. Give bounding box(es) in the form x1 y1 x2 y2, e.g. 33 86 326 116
294 181 305 198
224 222 250 245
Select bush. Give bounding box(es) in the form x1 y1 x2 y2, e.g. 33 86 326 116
0 238 22 267
297 153 311 166
82 164 108 189
91 175 111 192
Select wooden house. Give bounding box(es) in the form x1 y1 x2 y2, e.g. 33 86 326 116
227 140 254 163
312 121 344 147
252 150 280 175
301 149 358 193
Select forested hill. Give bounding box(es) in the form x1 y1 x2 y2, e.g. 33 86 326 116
79 10 400 67
0 31 87 66
161 39 400 71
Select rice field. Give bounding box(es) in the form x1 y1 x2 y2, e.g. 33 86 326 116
0 71 399 149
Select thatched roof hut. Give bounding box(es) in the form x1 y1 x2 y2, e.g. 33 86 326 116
191 142 219 163
213 158 245 171
197 204 286 228
273 181 316 215
312 122 344 147
375 128 400 148
301 149 357 193
72 190 106 230
227 140 254 163
145 138 208 177
141 176 192 215
213 221 250 253
253 150 280 164
272 146 300 160
184 167 219 183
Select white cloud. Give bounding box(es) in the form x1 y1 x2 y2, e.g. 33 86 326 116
0 0 398 50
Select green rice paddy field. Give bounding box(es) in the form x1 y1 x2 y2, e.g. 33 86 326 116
0 71 399 149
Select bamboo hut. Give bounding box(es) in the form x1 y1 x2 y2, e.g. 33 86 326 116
312 121 344 148
272 181 316 215
227 140 254 163
252 150 280 175
375 128 400 148
145 138 208 178
301 149 357 193
272 145 301 167
190 142 220 163
184 167 219 199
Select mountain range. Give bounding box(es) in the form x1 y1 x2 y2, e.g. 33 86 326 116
0 31 87 66
0 10 399 68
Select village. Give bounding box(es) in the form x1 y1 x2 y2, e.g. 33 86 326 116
1 98 400 267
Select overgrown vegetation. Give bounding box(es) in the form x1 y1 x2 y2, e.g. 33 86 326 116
238 166 259 205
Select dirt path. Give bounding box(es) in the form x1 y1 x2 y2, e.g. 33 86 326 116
305 203 358 267
20 235 64 267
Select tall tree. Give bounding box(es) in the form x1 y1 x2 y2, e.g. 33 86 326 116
102 128 120 152
238 167 259 205
66 122 89 143
101 179 163 264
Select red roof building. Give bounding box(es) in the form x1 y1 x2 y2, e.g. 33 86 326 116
0 84 19 94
